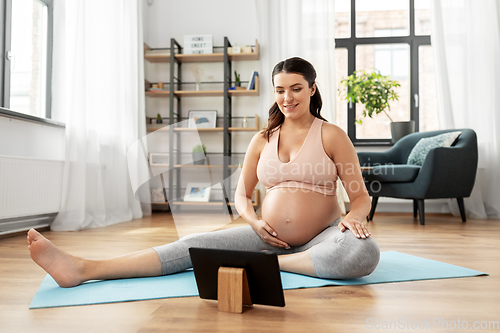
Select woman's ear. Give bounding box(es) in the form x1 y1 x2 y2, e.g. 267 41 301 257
310 83 317 96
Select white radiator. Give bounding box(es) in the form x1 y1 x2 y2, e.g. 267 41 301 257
0 156 63 221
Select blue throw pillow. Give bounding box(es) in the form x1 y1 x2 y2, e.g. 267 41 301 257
407 131 462 166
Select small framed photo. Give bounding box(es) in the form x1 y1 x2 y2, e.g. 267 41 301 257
188 110 217 129
149 153 169 166
184 183 212 202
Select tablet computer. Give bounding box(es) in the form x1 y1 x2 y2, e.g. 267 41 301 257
189 247 285 307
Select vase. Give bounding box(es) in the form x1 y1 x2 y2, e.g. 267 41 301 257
390 121 415 143
192 152 206 165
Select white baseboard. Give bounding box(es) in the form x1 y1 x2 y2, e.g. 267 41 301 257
0 213 57 236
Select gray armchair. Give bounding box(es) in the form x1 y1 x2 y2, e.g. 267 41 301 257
358 129 478 225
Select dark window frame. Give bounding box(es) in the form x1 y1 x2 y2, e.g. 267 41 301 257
1 0 54 119
336 0 431 146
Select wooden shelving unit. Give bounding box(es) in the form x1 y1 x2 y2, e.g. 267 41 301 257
144 37 260 213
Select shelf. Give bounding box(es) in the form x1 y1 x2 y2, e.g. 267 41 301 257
174 127 222 132
172 89 259 97
145 52 171 63
175 40 259 63
145 90 170 97
171 190 260 207
172 201 225 206
147 115 260 133
149 164 243 169
146 76 259 98
175 52 259 63
174 90 224 97
229 85 259 97
146 89 258 98
144 40 259 64
144 43 172 63
173 165 242 169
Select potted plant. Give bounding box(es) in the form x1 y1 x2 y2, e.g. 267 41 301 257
338 70 415 143
192 144 207 165
156 113 163 124
234 71 241 87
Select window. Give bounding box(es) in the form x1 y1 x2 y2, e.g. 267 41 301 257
1 0 53 119
335 0 435 145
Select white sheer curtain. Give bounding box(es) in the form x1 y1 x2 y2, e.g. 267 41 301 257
255 0 336 123
50 0 147 231
432 0 500 219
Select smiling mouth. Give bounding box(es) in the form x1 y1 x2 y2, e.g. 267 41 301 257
284 104 298 109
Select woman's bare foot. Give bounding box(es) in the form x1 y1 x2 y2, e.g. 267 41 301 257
27 229 85 288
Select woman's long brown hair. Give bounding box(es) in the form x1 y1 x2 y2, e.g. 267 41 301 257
262 57 327 140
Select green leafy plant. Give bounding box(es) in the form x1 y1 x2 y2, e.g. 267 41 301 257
234 71 241 83
191 144 207 154
338 70 400 124
156 113 163 124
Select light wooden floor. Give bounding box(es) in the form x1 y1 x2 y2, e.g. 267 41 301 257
1 213 499 333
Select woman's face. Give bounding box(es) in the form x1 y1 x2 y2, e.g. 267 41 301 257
273 72 316 120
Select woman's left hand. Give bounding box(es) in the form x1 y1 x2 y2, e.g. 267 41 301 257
338 219 371 239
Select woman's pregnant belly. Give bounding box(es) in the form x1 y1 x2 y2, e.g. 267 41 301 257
261 188 341 246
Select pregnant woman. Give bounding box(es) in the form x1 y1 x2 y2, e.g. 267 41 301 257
27 57 380 288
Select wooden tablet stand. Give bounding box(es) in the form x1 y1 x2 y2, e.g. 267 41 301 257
217 267 253 313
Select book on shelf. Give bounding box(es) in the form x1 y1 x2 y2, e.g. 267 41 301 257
247 71 259 90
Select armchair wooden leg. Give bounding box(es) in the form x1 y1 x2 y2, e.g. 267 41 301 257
368 197 379 222
413 200 418 218
417 199 425 225
457 198 466 222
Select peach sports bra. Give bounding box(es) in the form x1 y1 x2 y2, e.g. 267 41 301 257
256 117 338 196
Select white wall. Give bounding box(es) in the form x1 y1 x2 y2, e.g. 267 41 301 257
143 0 258 49
0 115 65 161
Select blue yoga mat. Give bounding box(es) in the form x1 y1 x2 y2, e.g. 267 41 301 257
29 251 487 309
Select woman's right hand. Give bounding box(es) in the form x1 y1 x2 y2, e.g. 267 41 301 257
250 219 291 249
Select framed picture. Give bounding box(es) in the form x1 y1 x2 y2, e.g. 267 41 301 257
149 153 169 166
188 110 217 129
184 183 212 202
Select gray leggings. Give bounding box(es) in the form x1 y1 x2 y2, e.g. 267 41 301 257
153 218 380 279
